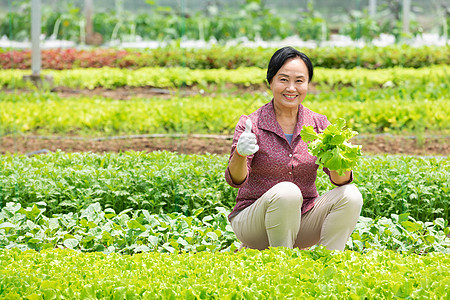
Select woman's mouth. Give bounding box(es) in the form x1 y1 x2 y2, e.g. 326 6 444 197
283 94 297 100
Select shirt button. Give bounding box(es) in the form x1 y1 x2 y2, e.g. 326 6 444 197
289 172 292 175
289 154 293 157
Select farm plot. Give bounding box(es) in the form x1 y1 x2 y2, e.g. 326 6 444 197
0 151 449 298
0 47 449 298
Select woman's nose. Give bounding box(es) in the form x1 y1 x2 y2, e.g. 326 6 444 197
286 83 296 92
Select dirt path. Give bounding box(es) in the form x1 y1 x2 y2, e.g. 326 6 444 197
2 135 448 156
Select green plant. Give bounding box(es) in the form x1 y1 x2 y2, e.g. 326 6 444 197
301 118 362 175
339 9 380 41
378 0 423 42
1 90 448 136
1 46 449 70
0 151 237 217
43 3 81 41
1 201 449 255
1 246 449 298
347 213 450 254
296 1 328 41
0 152 448 222
0 1 31 41
0 202 238 254
1 65 448 91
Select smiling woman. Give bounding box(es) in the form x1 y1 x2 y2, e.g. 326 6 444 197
225 46 363 251
269 57 310 134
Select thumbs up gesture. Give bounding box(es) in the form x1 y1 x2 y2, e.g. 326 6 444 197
236 119 259 157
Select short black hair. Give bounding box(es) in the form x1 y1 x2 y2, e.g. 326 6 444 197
266 46 314 84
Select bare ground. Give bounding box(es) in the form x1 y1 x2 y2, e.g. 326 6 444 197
1 135 448 156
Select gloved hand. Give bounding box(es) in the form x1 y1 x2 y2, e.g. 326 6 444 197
236 119 259 156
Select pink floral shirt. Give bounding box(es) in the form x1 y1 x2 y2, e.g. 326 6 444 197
225 100 352 220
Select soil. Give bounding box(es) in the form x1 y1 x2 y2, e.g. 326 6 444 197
2 86 449 156
50 84 270 100
2 135 448 157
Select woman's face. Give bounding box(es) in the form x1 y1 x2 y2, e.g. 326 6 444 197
270 57 309 112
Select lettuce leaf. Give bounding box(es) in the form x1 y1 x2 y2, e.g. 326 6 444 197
300 118 362 175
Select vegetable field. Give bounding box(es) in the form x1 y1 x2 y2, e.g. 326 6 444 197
1 45 449 299
2 248 449 299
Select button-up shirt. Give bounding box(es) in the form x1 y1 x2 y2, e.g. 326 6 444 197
225 100 351 221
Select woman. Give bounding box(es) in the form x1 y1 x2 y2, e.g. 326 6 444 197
225 46 363 251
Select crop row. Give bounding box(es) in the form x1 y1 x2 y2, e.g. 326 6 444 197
1 201 449 255
1 46 449 70
1 65 448 90
1 93 448 135
1 247 449 299
0 151 448 222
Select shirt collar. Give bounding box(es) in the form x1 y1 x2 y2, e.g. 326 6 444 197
258 99 305 139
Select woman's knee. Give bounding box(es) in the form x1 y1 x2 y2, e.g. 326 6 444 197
341 184 363 211
269 181 303 209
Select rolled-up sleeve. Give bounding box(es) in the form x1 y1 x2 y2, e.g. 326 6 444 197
225 166 248 188
323 168 354 186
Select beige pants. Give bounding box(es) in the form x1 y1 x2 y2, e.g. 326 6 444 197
230 181 363 251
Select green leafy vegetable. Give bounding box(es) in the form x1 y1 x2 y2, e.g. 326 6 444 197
1 247 450 299
1 152 448 222
0 202 239 254
1 201 448 255
301 118 362 175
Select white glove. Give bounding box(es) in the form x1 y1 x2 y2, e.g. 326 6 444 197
236 119 259 156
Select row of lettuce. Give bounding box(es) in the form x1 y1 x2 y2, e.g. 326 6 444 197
1 65 449 90
1 92 448 135
1 247 449 299
1 46 449 70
